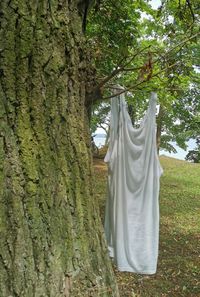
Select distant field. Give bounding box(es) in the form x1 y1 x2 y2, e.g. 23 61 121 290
93 156 200 297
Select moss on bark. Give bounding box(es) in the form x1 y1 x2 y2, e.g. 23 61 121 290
0 1 118 296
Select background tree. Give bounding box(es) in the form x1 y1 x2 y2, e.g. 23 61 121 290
186 137 200 162
0 1 118 296
90 102 110 137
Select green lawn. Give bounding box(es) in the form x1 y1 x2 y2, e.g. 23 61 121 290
93 156 200 297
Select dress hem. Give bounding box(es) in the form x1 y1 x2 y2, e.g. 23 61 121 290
117 267 157 275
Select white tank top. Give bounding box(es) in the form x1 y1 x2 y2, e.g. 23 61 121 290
104 92 163 274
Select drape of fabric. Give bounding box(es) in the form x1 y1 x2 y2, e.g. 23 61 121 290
104 91 163 274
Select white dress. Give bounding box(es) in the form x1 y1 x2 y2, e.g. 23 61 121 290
104 92 163 274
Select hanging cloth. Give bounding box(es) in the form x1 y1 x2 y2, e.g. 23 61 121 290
104 91 163 274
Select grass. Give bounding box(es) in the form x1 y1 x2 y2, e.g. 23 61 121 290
93 156 200 297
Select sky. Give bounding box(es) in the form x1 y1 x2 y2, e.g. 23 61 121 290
159 139 196 160
150 0 162 9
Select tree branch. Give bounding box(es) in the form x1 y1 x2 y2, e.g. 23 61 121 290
103 61 179 100
98 123 109 133
97 45 151 89
88 31 200 104
94 31 200 96
186 0 195 22
122 31 200 73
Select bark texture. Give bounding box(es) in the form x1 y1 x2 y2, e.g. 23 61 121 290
0 1 118 296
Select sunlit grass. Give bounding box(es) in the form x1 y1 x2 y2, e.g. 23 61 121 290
93 156 200 297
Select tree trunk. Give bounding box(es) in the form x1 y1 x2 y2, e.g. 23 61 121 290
0 1 118 296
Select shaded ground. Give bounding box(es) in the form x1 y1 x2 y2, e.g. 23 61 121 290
93 156 200 297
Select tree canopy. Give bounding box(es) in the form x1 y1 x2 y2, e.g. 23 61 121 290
87 0 200 154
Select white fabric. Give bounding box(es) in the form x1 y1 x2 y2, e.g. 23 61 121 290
104 91 163 274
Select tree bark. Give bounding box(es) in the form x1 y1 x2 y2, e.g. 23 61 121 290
0 1 118 296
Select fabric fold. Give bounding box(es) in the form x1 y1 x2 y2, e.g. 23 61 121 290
104 92 163 274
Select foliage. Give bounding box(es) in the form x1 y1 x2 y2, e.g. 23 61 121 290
87 0 148 76
186 137 200 163
158 81 200 152
93 156 200 296
87 0 200 152
90 102 110 134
